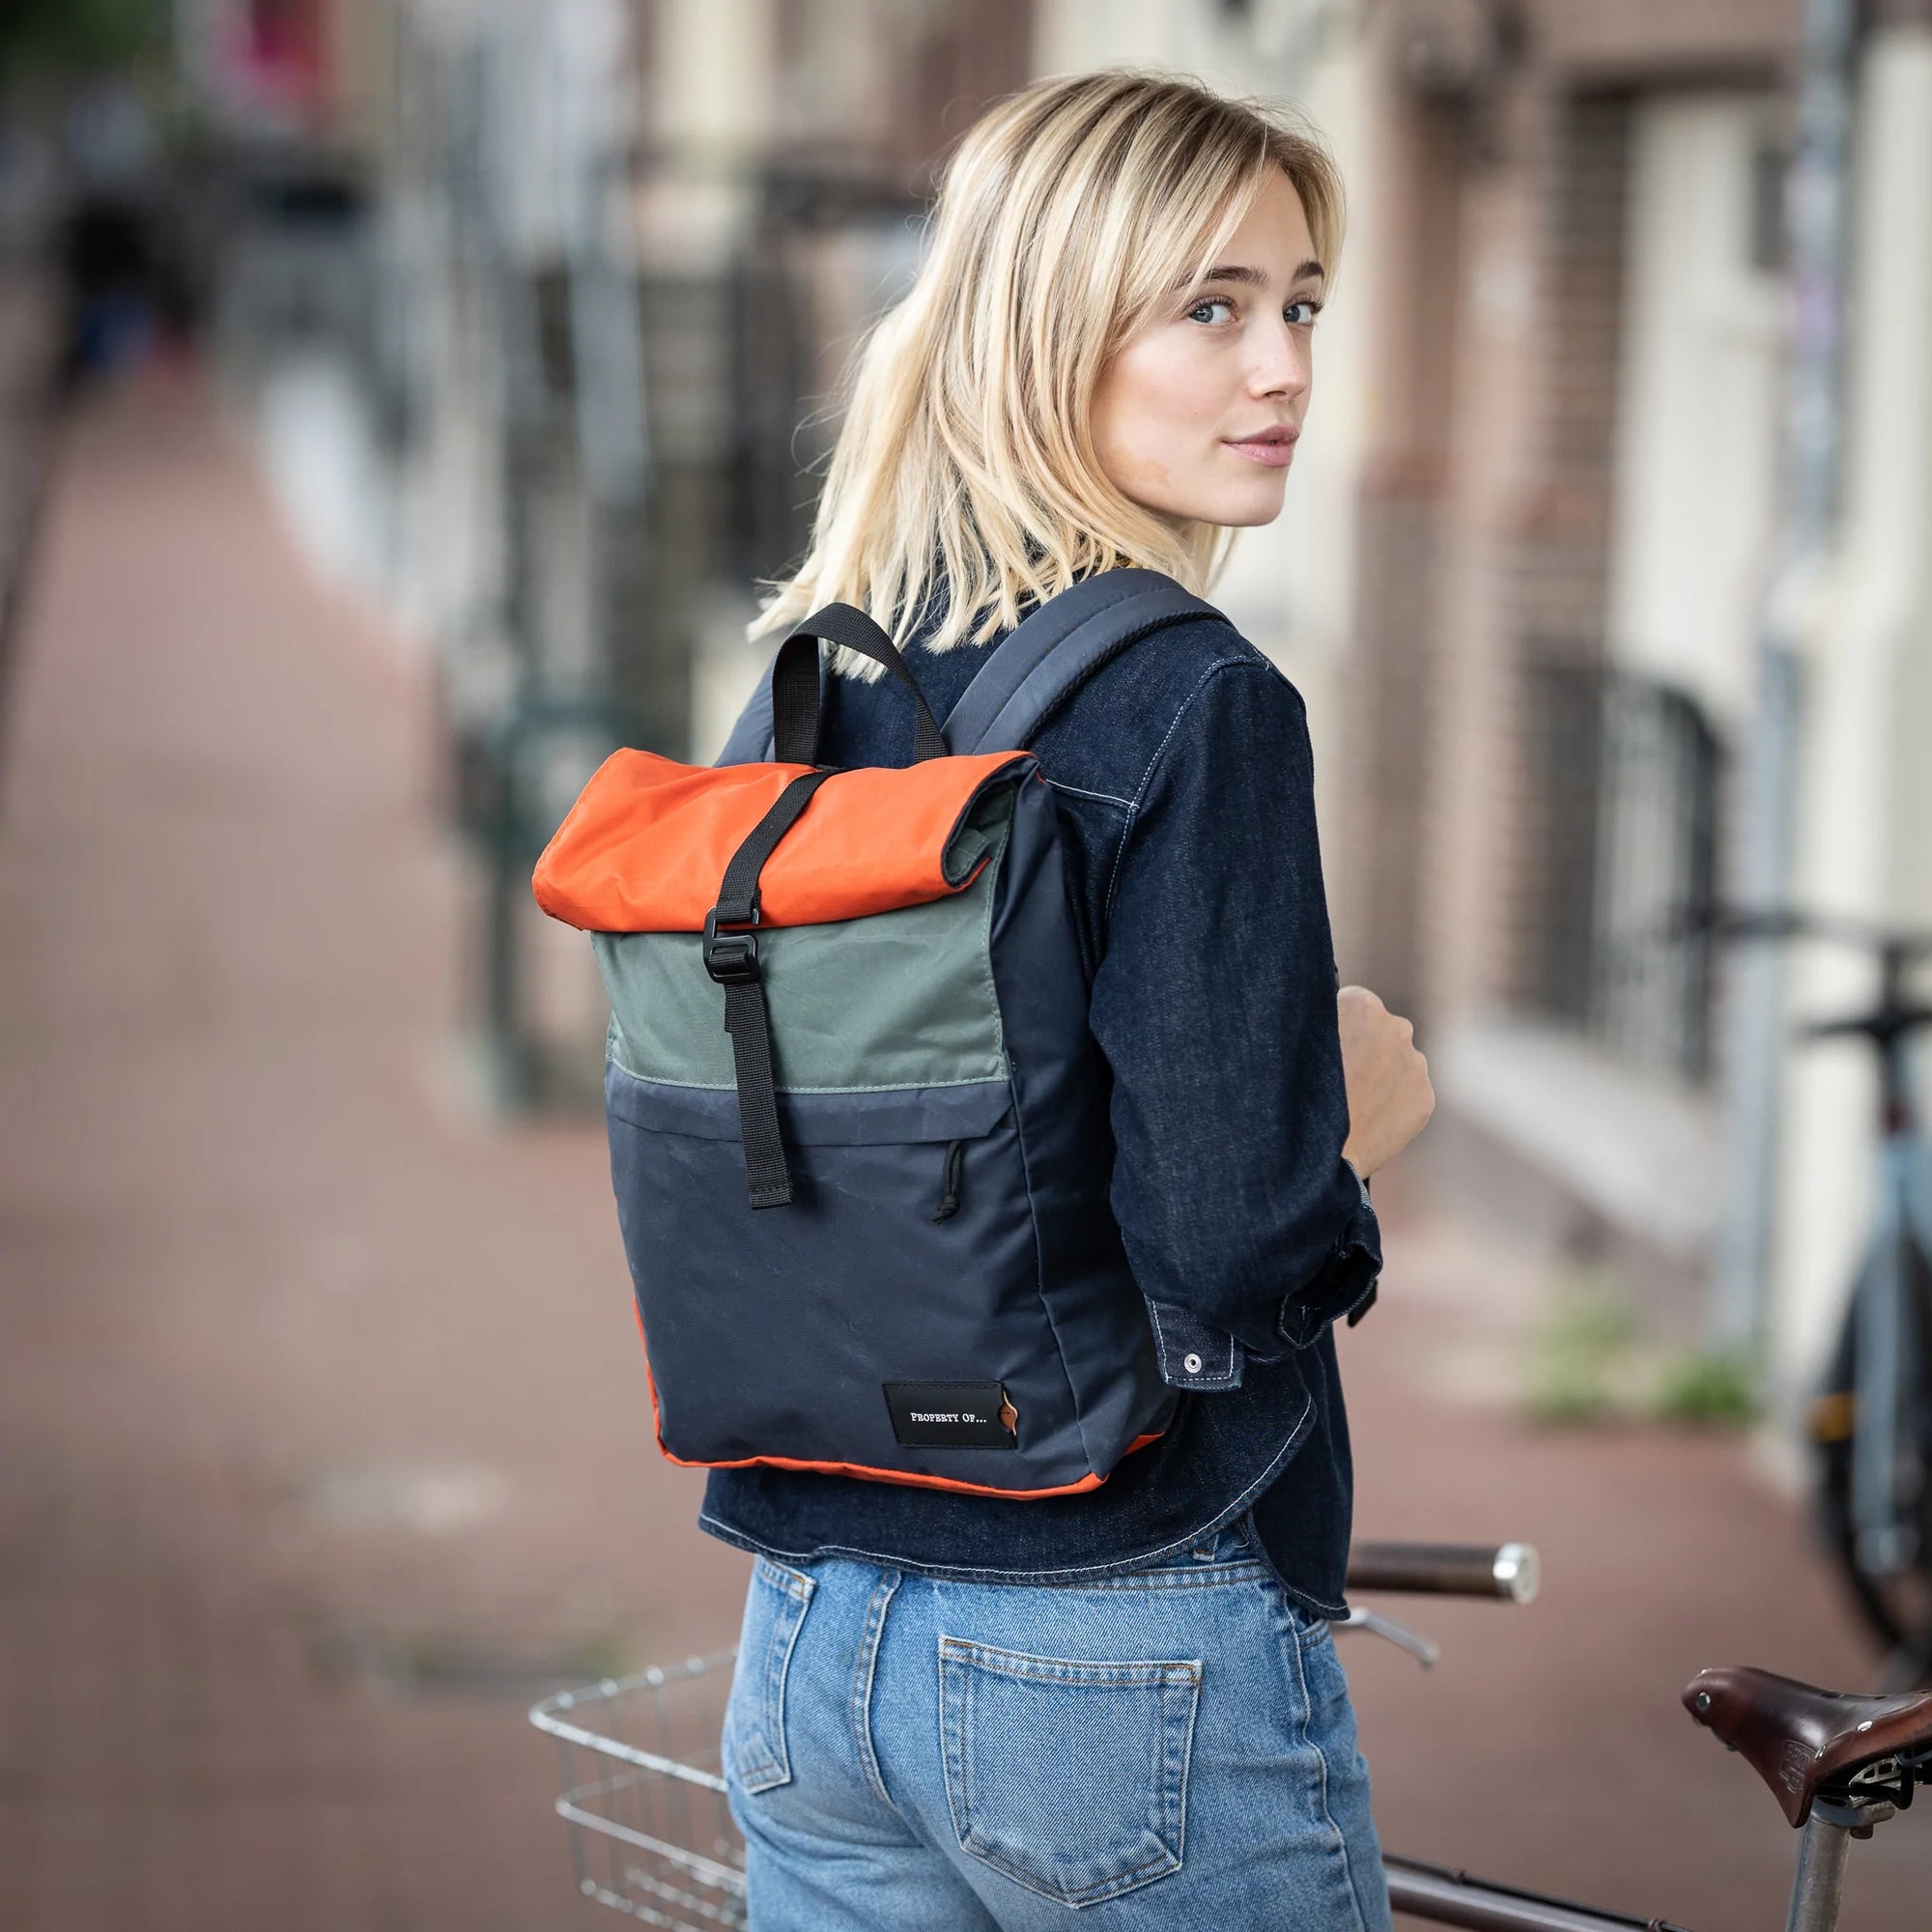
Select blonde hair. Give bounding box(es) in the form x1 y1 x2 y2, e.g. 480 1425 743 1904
747 68 1347 678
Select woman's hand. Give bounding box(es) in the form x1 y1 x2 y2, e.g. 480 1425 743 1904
1337 985 1435 1178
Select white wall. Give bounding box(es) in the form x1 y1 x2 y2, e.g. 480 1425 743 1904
1605 90 1781 735
636 0 776 271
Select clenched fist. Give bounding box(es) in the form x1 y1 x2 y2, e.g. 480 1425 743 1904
1337 985 1435 1178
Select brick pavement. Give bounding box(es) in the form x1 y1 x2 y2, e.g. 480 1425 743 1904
1 386 1926 1930
0 387 753 1932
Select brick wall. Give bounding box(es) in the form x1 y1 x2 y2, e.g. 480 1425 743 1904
1348 0 1799 1037
1500 87 1632 1011
1334 88 1467 1017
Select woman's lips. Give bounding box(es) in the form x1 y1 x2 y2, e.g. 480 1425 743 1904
1224 434 1297 469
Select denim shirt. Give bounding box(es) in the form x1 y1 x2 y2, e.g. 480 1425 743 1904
697 590 1381 1616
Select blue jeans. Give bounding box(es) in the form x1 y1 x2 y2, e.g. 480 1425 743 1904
722 1522 1392 1928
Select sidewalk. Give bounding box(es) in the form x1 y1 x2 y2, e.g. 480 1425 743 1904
0 386 1924 1930
0 386 753 1932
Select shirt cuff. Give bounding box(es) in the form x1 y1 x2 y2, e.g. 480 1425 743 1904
1144 1296 1247 1391
1269 1158 1382 1353
1145 1163 1383 1386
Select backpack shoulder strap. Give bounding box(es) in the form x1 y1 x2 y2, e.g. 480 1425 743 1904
714 568 1227 766
942 568 1227 754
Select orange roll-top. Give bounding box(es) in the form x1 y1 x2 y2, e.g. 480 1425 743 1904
531 747 1038 934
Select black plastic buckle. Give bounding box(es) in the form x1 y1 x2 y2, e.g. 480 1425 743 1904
702 904 761 984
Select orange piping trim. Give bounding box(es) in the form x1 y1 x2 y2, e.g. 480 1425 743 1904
630 1304 1163 1500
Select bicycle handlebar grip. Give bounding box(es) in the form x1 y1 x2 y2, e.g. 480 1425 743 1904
1347 1542 1540 1604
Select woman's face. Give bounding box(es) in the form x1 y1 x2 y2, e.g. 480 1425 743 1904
1089 169 1324 531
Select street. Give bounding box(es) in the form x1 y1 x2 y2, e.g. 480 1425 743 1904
1 387 1925 1929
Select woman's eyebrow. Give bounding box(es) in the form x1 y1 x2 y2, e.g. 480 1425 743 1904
1182 259 1326 290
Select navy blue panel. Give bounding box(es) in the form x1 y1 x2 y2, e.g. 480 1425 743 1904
943 570 1223 755
607 1067 1012 1146
607 1060 1100 1490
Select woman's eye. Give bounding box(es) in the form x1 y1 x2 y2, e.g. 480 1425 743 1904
1285 298 1322 327
1187 298 1236 326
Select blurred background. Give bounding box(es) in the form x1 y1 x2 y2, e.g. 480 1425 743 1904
3 1 1931 1927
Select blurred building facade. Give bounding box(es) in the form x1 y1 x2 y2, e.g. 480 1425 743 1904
176 0 1932 1444
1322 0 1932 1455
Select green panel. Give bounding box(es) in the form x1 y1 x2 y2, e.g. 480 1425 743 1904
593 816 1009 1093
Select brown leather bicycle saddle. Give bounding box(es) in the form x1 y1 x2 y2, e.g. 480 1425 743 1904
1683 1664 1932 1826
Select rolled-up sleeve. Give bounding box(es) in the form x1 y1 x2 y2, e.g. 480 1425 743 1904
1087 658 1380 1363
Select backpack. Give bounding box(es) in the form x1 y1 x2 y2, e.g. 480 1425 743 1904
532 568 1222 1496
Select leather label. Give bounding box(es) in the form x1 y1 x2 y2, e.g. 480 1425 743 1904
883 1381 1018 1449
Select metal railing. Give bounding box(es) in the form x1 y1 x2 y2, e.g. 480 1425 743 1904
1523 658 1723 1085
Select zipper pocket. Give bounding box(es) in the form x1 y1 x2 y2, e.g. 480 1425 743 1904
932 1138 966 1223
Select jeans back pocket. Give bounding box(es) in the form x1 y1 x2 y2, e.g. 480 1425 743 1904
937 1635 1202 1908
724 1558 815 1797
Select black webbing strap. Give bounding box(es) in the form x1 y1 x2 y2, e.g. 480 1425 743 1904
771 604 948 765
703 768 835 1208
706 606 944 1205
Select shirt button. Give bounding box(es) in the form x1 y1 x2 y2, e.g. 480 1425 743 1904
1182 1351 1204 1375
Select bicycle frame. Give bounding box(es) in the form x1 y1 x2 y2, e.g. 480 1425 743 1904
1383 1811 1885 1932
1846 1021 1932 1580
1675 906 1932 1676
1792 930 1932 1683
1382 1857 1692 1930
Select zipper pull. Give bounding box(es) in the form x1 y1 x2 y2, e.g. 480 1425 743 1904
931 1139 965 1223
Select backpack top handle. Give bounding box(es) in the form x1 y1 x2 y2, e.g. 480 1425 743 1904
770 604 950 765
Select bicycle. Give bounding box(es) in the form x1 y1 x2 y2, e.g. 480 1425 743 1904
528 1537 1932 1931
1682 907 1932 1689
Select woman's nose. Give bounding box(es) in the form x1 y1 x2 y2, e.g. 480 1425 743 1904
1250 323 1311 399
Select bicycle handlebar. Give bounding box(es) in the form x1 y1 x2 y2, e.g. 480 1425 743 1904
1652 905 1932 1052
1347 1541 1540 1604
1665 902 1932 958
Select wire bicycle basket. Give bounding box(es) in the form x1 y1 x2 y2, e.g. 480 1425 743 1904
530 1650 748 1929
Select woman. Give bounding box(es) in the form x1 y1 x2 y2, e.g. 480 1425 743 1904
710 69 1435 1929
